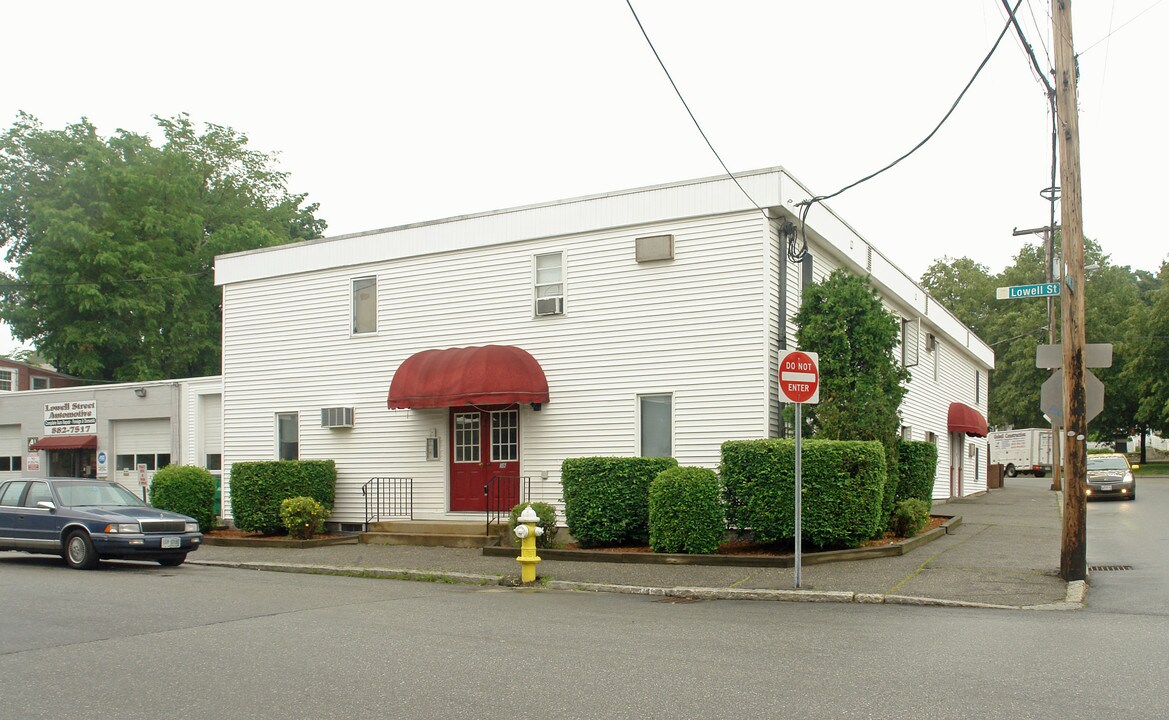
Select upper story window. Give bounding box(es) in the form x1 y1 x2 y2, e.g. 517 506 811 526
533 251 564 316
276 412 299 460
900 318 919 367
352 277 378 335
0 368 15 392
975 370 981 403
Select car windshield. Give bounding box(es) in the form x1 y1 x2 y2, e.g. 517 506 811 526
1087 457 1129 471
55 482 148 508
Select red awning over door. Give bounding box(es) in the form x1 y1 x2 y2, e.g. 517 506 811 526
387 345 550 410
30 435 98 451
947 403 988 437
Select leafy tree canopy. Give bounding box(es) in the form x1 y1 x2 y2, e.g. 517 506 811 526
0 112 325 381
921 238 1161 438
794 268 910 446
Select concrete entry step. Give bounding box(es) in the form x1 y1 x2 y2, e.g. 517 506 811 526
361 520 495 549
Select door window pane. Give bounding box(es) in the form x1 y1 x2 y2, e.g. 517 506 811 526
491 410 518 462
454 413 480 463
639 394 673 458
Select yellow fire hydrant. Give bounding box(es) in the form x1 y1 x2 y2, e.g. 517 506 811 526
514 504 544 583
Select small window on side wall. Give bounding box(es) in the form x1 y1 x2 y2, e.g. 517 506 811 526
639 393 673 458
352 277 377 335
277 412 299 460
533 251 564 316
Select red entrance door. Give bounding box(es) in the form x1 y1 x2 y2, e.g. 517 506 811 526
449 406 520 512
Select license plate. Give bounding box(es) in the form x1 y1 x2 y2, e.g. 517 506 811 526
161 537 181 549
1101 485 1112 492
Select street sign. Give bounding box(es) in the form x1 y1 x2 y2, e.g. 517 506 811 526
996 282 1061 300
779 351 820 404
1035 343 1112 369
1040 369 1104 425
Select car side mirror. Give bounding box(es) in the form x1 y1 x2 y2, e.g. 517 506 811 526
36 500 57 511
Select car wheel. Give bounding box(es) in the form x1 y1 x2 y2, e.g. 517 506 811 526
157 555 187 567
64 531 100 570
1005 464 1018 478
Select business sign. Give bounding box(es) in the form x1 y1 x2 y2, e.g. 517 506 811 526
97 450 109 478
996 283 1061 300
43 400 97 436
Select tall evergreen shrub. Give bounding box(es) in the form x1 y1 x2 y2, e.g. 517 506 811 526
230 460 336 534
561 456 678 547
149 465 217 532
648 466 724 554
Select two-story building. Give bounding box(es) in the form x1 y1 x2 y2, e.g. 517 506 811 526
214 168 992 530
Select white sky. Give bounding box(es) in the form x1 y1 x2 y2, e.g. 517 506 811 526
4 1 1166 354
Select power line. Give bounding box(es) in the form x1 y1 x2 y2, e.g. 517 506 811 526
1077 0 1165 55
624 0 768 221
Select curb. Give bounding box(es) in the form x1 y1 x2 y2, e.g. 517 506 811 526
188 558 1080 611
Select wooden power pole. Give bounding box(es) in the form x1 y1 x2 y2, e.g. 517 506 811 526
1053 0 1088 582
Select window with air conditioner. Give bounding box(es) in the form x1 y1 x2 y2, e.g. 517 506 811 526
321 407 354 428
533 251 564 316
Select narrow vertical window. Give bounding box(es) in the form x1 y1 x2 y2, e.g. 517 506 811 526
352 277 377 334
639 394 673 458
533 251 564 315
277 412 299 460
975 370 981 403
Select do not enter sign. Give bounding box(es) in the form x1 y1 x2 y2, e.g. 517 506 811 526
779 350 820 404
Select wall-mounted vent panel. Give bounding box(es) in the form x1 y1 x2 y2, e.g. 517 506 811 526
321 407 355 428
635 234 674 262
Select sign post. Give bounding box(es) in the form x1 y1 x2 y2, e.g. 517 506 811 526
779 350 820 589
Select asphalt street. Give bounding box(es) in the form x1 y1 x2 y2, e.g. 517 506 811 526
1085 475 1169 615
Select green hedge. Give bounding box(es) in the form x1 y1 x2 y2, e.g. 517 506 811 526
896 440 938 509
648 466 724 554
561 456 678 547
149 465 217 532
230 460 336 534
720 439 886 548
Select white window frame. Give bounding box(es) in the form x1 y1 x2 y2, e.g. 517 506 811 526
352 276 378 336
637 393 674 458
276 412 299 460
0 368 15 392
533 251 565 316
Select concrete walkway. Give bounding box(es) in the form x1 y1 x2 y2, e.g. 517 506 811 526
192 476 1080 609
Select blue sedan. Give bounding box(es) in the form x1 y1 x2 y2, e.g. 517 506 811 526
0 477 202 569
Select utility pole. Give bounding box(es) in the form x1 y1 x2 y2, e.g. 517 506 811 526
1052 0 1088 582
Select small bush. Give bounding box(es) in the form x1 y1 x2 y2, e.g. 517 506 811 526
561 456 678 547
149 465 217 532
230 460 336 534
506 502 560 548
889 498 931 538
280 496 330 539
648 466 724 555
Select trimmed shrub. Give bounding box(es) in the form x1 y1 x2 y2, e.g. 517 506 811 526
149 465 217 532
721 438 886 549
506 502 560 548
648 466 724 554
896 440 938 509
889 498 930 538
280 496 330 539
230 460 336 534
561 456 678 547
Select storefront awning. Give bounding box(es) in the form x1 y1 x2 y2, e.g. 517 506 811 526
30 435 98 451
387 345 550 410
947 403 988 438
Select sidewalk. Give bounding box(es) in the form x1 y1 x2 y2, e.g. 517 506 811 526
191 476 1080 610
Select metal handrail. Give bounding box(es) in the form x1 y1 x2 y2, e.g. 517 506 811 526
362 477 413 529
484 475 531 539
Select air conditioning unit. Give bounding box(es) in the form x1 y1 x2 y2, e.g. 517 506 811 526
535 296 564 316
320 407 354 428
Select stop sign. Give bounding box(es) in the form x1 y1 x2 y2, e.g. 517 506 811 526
779 350 820 404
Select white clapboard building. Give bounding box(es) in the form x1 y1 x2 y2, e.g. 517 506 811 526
214 168 992 529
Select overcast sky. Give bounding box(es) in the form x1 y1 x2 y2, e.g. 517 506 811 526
4 1 1166 354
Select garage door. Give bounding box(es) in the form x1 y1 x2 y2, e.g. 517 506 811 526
0 425 22 474
110 418 172 491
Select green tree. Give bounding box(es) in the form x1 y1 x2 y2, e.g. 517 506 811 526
1126 262 1169 436
794 269 910 526
0 112 325 381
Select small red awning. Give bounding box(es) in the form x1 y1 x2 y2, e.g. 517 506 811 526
947 403 988 438
30 435 98 451
388 345 550 410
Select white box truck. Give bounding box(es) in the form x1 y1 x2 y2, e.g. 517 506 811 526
989 428 1054 478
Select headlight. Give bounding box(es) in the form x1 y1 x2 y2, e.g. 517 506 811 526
1124 473 1134 483
184 522 199 533
104 523 140 533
